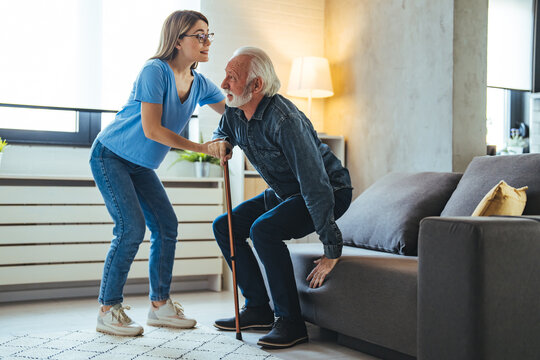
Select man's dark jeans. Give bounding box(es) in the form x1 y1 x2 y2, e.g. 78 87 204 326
213 188 352 319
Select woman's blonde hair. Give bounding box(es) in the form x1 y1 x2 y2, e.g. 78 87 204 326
151 10 208 69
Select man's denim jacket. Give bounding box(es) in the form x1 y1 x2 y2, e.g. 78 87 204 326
213 94 352 259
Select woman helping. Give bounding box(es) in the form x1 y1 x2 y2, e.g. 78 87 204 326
89 10 228 336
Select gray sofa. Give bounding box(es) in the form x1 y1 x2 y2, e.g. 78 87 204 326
288 153 540 360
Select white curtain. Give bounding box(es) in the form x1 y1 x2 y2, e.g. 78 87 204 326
487 0 534 91
0 0 200 110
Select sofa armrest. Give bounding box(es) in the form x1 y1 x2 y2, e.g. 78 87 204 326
417 216 540 360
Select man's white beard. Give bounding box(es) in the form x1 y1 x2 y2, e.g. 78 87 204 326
224 88 252 108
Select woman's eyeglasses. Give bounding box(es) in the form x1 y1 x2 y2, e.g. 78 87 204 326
182 33 214 43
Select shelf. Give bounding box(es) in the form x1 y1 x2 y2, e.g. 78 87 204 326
318 133 343 140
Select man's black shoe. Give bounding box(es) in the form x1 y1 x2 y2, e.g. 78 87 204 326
214 304 274 331
257 316 308 349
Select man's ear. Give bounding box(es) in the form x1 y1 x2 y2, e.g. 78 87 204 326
252 77 264 94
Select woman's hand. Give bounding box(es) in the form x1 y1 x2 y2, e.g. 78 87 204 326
306 255 339 288
203 139 232 166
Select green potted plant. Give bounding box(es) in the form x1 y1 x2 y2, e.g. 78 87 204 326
168 133 224 177
169 149 220 177
0 137 8 168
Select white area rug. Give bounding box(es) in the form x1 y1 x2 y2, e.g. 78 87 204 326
0 326 281 360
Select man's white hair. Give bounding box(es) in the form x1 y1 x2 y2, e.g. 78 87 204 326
232 46 281 96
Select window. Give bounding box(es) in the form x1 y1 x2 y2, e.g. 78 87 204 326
486 87 510 152
487 0 534 91
0 107 78 133
0 104 191 146
0 104 109 146
0 0 199 145
486 0 535 153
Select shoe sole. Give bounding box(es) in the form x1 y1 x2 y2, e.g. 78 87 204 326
213 323 274 331
257 336 309 349
96 327 143 337
147 319 197 329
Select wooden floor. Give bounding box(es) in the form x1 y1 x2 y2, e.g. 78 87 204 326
0 290 379 360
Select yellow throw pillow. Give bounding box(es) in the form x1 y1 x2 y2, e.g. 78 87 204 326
472 180 528 216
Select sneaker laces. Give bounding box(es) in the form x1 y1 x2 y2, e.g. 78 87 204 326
110 305 133 324
172 301 186 317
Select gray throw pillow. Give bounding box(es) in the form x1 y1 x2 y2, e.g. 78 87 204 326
441 153 540 216
337 172 462 255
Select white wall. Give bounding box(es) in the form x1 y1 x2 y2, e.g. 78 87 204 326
452 0 488 172
0 144 223 179
0 145 93 177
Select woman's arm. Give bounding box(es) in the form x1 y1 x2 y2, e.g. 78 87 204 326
208 99 226 115
141 101 224 158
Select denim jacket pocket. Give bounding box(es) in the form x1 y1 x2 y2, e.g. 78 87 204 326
259 148 289 172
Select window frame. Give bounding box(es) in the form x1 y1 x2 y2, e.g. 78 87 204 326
0 103 190 147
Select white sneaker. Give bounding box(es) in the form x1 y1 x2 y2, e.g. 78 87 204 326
147 299 197 329
96 304 144 336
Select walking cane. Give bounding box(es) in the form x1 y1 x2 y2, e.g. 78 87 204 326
223 157 242 340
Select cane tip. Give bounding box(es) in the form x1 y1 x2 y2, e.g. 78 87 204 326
236 332 242 341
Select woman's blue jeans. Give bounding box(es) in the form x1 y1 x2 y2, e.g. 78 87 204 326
90 141 178 305
213 187 352 319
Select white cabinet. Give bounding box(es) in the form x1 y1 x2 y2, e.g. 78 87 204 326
319 134 346 164
0 175 224 301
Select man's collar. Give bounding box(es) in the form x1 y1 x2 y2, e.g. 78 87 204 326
230 95 272 121
251 96 272 121
232 106 244 118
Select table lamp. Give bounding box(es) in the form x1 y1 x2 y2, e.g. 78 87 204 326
286 56 334 119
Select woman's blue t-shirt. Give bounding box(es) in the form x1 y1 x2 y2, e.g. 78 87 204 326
96 59 224 169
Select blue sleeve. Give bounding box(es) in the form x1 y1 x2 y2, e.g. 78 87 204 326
133 63 165 104
197 73 225 106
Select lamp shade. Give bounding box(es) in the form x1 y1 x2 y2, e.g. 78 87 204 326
287 56 334 98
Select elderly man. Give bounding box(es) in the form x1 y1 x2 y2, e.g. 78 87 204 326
211 47 352 349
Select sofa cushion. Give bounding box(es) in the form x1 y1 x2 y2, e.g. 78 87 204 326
472 180 528 216
289 243 418 357
441 154 540 216
337 172 462 255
